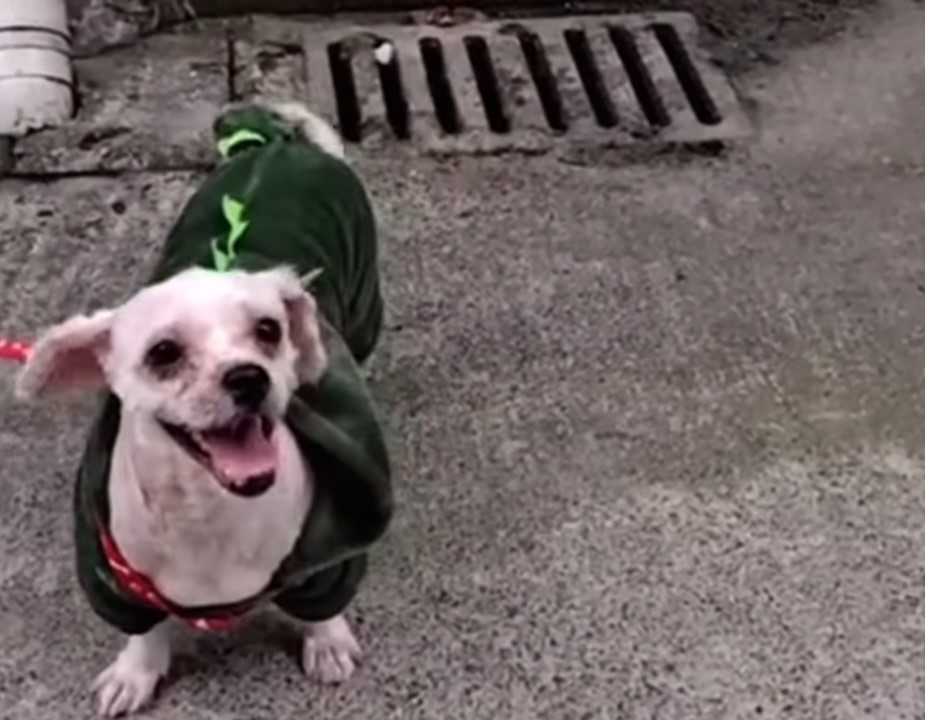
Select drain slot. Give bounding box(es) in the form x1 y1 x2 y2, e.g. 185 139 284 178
464 36 511 134
376 48 411 139
563 29 617 129
652 23 721 125
608 26 670 129
327 42 362 142
518 31 567 132
419 37 463 134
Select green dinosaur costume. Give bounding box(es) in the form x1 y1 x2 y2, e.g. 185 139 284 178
73 105 392 635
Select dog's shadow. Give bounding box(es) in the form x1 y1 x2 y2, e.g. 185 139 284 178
165 611 302 690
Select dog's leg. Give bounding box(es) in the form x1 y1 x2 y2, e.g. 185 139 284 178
302 614 363 684
92 623 171 717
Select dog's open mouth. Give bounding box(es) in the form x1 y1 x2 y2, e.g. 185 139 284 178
160 414 278 497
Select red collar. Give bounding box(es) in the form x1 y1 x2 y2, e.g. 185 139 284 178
98 521 258 631
0 338 31 363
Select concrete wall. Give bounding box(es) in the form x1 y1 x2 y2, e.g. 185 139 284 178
66 0 873 63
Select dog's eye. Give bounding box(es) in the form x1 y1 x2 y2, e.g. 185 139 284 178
255 318 282 345
146 340 183 368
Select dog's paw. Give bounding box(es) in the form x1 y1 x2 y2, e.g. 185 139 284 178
92 661 162 717
302 615 363 684
91 631 170 717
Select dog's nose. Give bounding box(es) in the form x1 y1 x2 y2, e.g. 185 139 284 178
222 363 270 410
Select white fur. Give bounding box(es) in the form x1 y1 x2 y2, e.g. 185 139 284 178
92 623 171 717
108 410 311 607
303 616 364 684
373 41 395 66
89 614 364 716
16 117 371 714
268 101 346 159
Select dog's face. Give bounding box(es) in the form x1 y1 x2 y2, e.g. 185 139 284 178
16 266 327 497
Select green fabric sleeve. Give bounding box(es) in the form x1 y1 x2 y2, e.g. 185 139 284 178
273 554 368 622
74 397 167 636
74 519 167 635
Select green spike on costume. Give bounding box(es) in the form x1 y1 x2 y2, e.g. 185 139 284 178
216 128 268 159
210 195 250 271
73 105 392 634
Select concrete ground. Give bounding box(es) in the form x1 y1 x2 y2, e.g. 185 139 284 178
1 2 924 719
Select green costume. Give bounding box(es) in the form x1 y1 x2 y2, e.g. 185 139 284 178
73 105 392 635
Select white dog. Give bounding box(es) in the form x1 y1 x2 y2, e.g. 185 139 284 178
16 102 392 716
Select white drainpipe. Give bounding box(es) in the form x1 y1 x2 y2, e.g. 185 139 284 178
0 0 74 136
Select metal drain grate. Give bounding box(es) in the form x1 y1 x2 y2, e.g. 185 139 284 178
249 13 751 153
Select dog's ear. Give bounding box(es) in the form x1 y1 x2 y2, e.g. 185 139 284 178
15 310 114 400
258 267 328 385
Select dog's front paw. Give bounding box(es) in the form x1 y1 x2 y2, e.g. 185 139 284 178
91 629 170 717
93 661 162 717
302 615 363 684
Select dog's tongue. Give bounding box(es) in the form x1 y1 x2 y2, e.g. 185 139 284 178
201 417 277 486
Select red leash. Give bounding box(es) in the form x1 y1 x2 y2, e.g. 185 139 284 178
0 338 31 363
